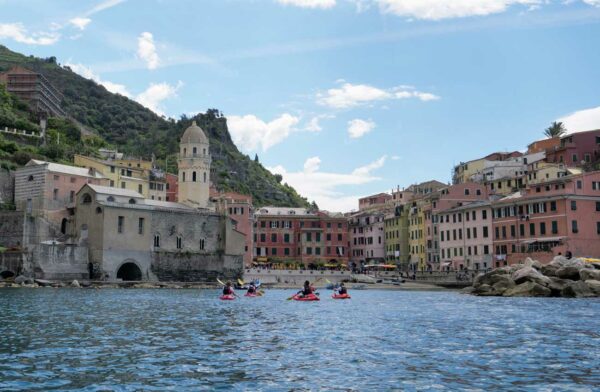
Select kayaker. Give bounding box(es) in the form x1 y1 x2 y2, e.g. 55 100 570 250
223 281 236 296
297 280 313 297
336 282 348 295
247 283 256 294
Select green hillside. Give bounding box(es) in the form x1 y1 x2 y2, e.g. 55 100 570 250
0 45 310 207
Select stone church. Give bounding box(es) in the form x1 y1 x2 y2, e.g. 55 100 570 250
73 122 245 281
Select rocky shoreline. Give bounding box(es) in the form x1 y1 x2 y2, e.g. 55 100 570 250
465 256 600 298
0 278 217 289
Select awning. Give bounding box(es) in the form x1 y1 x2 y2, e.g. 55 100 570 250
522 237 564 244
441 262 451 267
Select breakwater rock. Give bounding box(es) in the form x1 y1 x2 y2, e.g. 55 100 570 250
467 256 600 298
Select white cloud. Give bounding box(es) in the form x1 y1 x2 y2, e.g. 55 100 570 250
558 106 600 134
391 155 401 160
318 82 439 109
304 114 334 132
135 81 182 115
348 118 376 139
69 17 92 30
376 0 543 20
66 62 131 97
268 155 386 212
276 0 336 9
137 32 160 70
228 113 300 152
582 0 600 6
85 0 126 16
0 23 60 45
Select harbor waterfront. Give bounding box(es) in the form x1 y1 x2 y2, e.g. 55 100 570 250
1 288 599 391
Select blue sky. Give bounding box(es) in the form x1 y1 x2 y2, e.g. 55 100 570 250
2 0 600 211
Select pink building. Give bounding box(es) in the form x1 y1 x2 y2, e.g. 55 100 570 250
14 159 109 237
546 129 600 167
348 210 386 267
358 193 391 211
492 171 600 265
438 201 493 271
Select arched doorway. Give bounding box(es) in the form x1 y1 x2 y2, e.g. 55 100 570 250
116 262 142 281
0 270 15 279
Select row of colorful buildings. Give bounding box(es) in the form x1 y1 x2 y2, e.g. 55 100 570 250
3 125 600 278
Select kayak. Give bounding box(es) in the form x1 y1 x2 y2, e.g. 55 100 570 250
219 294 235 300
244 293 258 297
332 293 351 299
292 293 320 301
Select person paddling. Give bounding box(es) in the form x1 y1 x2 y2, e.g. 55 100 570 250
223 281 237 297
297 280 314 298
336 282 348 295
247 282 257 295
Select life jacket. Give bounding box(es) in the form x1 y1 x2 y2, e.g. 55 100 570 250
223 287 233 295
339 286 347 295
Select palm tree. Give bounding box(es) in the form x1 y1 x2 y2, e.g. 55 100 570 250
544 121 567 138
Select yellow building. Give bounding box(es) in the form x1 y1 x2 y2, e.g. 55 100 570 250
407 199 427 271
453 158 487 184
384 206 409 268
74 154 167 200
527 162 574 185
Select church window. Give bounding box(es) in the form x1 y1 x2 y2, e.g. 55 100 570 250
28 175 34 181
193 171 197 182
193 147 197 155
199 239 205 250
176 236 182 249
203 148 206 155
183 148 187 156
182 172 186 182
203 172 207 183
154 234 160 248
82 193 92 204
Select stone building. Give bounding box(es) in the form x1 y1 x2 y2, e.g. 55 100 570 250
212 191 254 266
70 122 244 281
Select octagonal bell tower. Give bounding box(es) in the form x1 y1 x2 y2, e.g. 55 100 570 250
178 121 211 208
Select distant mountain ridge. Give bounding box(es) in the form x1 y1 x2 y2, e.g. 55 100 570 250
0 44 310 208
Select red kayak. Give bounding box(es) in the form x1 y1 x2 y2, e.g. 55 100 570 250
244 293 257 297
292 293 320 301
332 293 351 299
219 294 235 300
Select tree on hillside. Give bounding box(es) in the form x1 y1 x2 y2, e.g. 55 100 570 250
544 121 567 138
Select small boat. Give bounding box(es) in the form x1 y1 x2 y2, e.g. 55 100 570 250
291 293 320 301
332 293 351 299
219 294 236 300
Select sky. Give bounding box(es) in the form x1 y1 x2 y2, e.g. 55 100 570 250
1 0 600 212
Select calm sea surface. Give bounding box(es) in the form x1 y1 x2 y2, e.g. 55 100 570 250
0 288 599 391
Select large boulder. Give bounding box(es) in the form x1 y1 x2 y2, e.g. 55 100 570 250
579 269 600 281
523 258 543 270
585 280 600 295
71 280 81 288
14 275 33 285
473 267 511 287
540 263 559 277
511 266 551 287
491 276 516 295
473 284 494 295
561 281 595 298
550 256 569 267
503 281 551 297
547 277 573 296
556 266 582 280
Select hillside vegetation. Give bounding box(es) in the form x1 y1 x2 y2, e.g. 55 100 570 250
0 45 310 207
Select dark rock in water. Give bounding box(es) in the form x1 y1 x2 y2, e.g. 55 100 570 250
540 264 559 277
579 269 600 281
461 286 476 294
492 276 516 295
473 284 494 295
503 281 551 297
547 277 572 296
585 280 600 295
15 275 34 285
561 281 595 298
556 266 582 281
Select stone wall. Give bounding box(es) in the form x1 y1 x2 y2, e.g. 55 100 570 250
32 243 89 280
151 251 243 282
0 210 24 247
0 251 24 276
0 169 15 205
